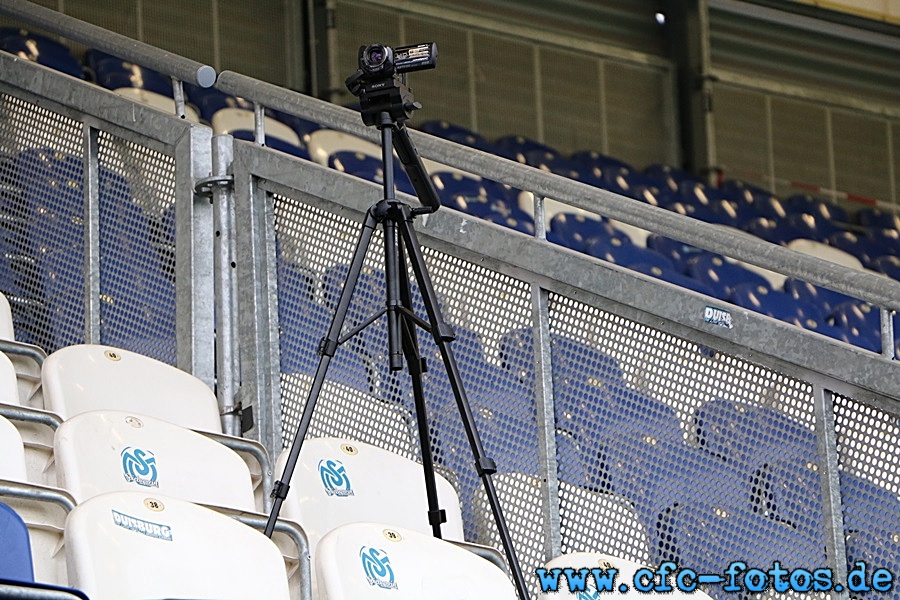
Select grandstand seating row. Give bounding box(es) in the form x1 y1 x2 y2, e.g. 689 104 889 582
2 27 898 360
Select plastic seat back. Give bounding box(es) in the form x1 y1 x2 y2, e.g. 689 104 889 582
54 410 256 511
65 491 290 600
42 344 222 433
0 415 27 482
316 521 517 599
275 437 464 557
0 501 33 582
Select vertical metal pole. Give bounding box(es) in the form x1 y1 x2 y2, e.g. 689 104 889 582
812 382 849 600
175 125 215 387
82 124 101 343
171 77 187 120
254 103 266 146
532 193 561 559
880 308 895 359
211 135 240 436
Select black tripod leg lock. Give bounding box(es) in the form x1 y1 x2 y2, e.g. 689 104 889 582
270 479 291 500
475 456 497 476
317 336 339 357
428 508 447 528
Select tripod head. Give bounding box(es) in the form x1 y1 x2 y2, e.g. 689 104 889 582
345 42 442 215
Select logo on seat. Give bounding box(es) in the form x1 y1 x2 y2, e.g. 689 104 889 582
318 458 354 497
121 447 159 488
360 546 397 589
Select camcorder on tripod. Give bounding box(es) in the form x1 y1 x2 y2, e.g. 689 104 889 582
265 42 530 599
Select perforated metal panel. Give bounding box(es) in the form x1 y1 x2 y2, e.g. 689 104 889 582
548 293 827 598
0 93 83 348
834 393 900 599
96 132 177 364
0 93 178 362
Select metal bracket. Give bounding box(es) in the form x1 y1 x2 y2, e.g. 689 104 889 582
193 174 234 197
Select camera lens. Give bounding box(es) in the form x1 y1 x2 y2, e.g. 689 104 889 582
363 44 388 69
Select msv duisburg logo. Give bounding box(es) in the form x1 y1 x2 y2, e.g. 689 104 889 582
121 447 159 488
360 546 397 589
318 458 353 497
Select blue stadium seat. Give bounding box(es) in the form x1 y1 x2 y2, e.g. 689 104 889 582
873 255 900 281
785 212 844 242
482 211 535 235
645 234 714 274
657 498 825 588
0 31 84 79
856 206 900 231
842 473 900 536
642 163 703 194
754 454 825 534
493 135 558 164
845 530 900 600
232 130 310 159
785 193 849 223
587 239 676 271
630 263 716 296
745 217 808 245
0 501 33 582
827 231 892 269
783 277 857 317
430 171 485 205
729 282 825 327
693 398 817 474
864 227 900 255
93 58 173 97
329 150 414 195
569 151 633 181
418 120 492 151
548 212 609 251
686 254 772 300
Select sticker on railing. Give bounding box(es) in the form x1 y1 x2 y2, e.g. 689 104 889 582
704 306 733 329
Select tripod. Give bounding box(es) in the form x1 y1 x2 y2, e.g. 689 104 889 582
264 64 530 600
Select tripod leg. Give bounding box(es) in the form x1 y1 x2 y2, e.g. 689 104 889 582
394 209 531 600
394 233 446 539
264 207 379 537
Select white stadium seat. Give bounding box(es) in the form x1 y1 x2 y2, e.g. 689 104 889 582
41 344 221 433
0 414 27 482
307 129 380 167
275 436 465 557
211 106 302 145
113 87 201 122
0 292 15 341
315 521 517 599
54 409 256 511
65 491 290 600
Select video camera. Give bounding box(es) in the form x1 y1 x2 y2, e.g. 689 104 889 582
346 42 437 126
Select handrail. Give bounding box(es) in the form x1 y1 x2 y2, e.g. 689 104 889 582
0 0 216 88
215 68 900 315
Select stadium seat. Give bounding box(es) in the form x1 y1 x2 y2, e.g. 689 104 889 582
41 344 222 432
642 163 703 194
784 193 849 223
745 217 807 245
686 254 772 300
785 213 845 243
873 255 900 281
856 206 900 231
656 498 825 594
65 491 291 600
692 398 817 471
845 530 900 600
315 521 517 598
629 263 717 296
539 552 713 598
0 414 27 482
92 58 173 97
273 437 465 596
827 231 890 269
782 277 858 317
645 234 713 274
729 283 825 327
475 472 652 569
212 107 308 157
0 501 33 582
54 410 257 511
753 454 826 535
417 120 492 151
307 129 380 167
493 134 558 164
0 31 84 79
841 473 900 536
